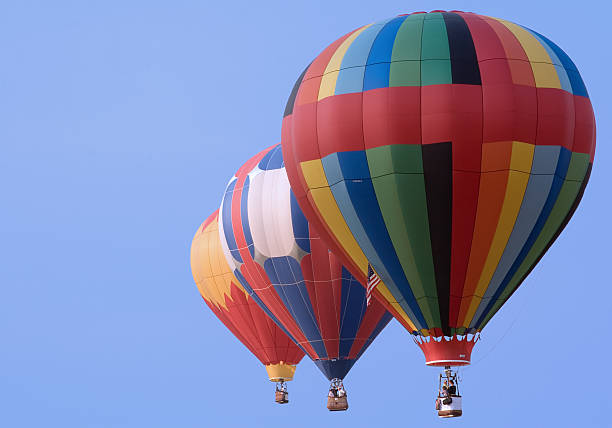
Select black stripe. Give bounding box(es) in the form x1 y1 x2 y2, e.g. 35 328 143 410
442 12 481 85
479 163 592 329
283 63 311 118
422 142 453 335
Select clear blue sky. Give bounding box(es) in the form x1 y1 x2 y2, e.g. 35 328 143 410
1 1 610 427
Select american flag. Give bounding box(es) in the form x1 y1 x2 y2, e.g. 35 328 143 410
366 264 381 306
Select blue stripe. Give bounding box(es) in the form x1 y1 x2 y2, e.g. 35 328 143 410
473 148 572 328
474 147 561 314
258 144 284 170
521 27 572 93
321 151 428 329
240 175 255 259
363 16 407 91
290 190 310 253
335 19 393 95
367 16 407 65
334 67 366 96
530 29 588 97
221 178 242 263
341 19 393 68
339 270 367 358
264 256 327 358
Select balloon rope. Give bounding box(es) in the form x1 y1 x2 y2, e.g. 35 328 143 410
463 295 530 370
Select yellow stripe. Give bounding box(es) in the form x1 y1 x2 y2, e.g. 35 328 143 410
462 142 534 325
494 18 561 89
300 159 369 277
318 25 371 101
509 141 535 173
376 281 418 332
300 159 419 332
190 218 247 310
300 158 330 188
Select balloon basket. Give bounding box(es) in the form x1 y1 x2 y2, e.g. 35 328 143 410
327 396 348 411
434 366 462 417
275 381 288 404
327 378 348 411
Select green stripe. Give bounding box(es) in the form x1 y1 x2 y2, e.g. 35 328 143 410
367 144 423 176
424 12 446 21
421 15 450 59
478 161 589 328
390 14 423 87
421 59 452 85
565 153 590 181
420 16 451 85
367 145 440 327
390 61 421 86
391 14 424 61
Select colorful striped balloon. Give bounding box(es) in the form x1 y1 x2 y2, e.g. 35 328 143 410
190 211 304 381
219 145 392 380
281 11 595 353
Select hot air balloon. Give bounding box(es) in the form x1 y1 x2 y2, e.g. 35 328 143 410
218 144 393 411
190 211 305 404
281 11 595 417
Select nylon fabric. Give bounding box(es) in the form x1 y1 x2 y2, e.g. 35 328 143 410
219 145 392 380
281 11 595 336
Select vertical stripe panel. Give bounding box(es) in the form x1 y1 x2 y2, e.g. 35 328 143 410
334 19 394 95
472 149 579 327
522 27 572 93
442 12 481 85
461 142 534 326
221 178 243 263
422 142 453 334
321 151 428 329
318 25 372 101
477 162 591 328
338 273 367 358
530 30 588 97
300 159 370 274
421 13 452 85
493 18 561 89
366 144 440 325
363 16 407 91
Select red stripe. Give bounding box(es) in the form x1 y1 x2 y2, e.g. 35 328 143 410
301 228 341 359
303 28 360 81
347 298 388 359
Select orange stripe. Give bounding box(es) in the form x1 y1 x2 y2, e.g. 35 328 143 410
458 170 510 324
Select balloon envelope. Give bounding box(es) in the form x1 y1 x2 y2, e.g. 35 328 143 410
219 145 392 380
191 211 304 381
281 11 595 341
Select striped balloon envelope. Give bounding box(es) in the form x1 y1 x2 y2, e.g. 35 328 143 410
218 144 392 381
281 11 595 366
190 211 304 383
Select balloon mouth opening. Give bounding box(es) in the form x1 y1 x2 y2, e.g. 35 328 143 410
266 362 297 382
414 334 479 367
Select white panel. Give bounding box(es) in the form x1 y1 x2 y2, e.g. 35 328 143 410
248 168 295 258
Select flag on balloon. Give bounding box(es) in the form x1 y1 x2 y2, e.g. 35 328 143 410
366 264 381 307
